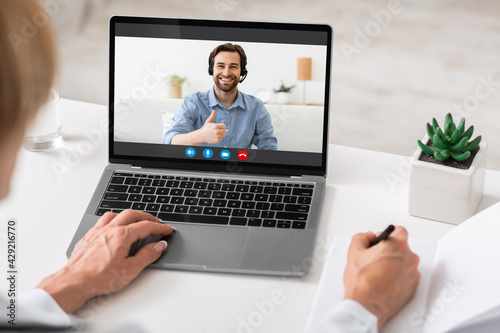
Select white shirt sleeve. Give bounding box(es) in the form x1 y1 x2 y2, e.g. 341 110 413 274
1 289 78 328
306 299 379 333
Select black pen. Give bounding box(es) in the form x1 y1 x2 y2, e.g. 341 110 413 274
369 224 395 247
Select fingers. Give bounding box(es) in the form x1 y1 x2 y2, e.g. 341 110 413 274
128 241 168 269
125 220 175 244
205 110 216 123
350 232 376 250
93 211 118 229
110 210 161 227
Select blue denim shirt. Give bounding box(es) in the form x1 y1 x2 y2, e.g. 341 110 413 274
163 87 278 150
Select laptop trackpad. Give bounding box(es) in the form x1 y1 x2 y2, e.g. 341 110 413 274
155 224 250 269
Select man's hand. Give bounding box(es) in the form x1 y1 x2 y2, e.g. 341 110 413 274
198 110 226 143
343 226 420 331
37 210 175 314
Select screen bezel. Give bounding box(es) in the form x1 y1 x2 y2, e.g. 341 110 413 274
109 16 332 177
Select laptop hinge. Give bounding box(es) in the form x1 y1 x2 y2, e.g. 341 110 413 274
290 175 302 179
130 165 142 169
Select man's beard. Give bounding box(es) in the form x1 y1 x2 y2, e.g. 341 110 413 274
214 74 239 92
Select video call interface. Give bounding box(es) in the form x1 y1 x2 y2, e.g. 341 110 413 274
112 20 331 169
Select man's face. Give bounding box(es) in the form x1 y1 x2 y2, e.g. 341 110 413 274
212 51 241 93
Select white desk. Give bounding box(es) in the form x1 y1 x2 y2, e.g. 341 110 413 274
1 99 500 332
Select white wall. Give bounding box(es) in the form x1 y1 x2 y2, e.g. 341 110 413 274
114 36 327 105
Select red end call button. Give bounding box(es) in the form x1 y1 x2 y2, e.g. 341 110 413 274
237 150 248 160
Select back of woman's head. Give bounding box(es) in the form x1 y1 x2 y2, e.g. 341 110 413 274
0 0 57 138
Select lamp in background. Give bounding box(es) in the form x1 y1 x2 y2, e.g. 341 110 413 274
297 57 312 105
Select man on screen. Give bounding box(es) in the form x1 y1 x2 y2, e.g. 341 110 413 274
163 43 278 150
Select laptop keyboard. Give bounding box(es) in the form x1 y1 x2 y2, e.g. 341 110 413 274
95 172 314 229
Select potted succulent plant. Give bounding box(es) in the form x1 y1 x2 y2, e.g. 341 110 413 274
163 74 188 99
408 113 488 224
273 80 295 105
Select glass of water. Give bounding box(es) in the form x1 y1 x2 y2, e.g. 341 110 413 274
23 88 62 152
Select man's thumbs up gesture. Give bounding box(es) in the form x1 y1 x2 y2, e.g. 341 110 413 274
199 110 226 143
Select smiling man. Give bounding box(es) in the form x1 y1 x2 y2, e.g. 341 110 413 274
163 43 278 150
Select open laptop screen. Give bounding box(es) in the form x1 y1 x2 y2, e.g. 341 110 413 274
110 17 332 176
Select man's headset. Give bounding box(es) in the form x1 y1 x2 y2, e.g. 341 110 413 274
208 46 248 83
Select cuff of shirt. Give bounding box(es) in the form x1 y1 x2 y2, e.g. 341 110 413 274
308 299 379 333
18 289 79 328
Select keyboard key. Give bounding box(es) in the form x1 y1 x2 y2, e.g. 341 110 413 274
175 205 189 213
248 218 262 227
156 188 169 195
143 195 156 203
255 194 269 202
199 199 213 206
138 179 152 186
189 206 203 214
124 178 138 185
278 187 292 195
203 207 217 215
276 212 308 221
100 200 131 209
176 176 189 180
250 186 263 193
198 190 212 198
184 189 198 197
204 178 216 182
161 175 175 179
135 173 148 178
171 197 184 205
146 204 160 211
108 185 128 192
214 200 227 207
180 181 194 189
264 187 277 194
194 182 207 189
292 221 306 229
287 184 301 187
270 203 284 211
218 208 231 216
217 179 230 183
273 183 287 187
157 196 170 204
245 181 258 185
185 198 199 205
103 192 128 201
262 219 276 228
256 202 270 210
301 184 314 188
110 176 125 184
142 187 155 194
236 185 249 192
190 177 203 181
297 197 312 204
158 213 229 225
212 191 226 199
170 189 184 196
114 172 133 177
128 194 143 201
148 175 161 179
242 201 255 209
231 180 244 184
241 193 254 201
232 209 246 217
207 183 221 190
261 211 275 219
132 203 146 210
285 204 310 213
277 220 291 229
283 196 297 203
152 180 166 187
228 201 241 208
96 208 111 216
128 186 142 193
259 182 272 186
292 188 313 196
166 180 180 187
226 192 240 200
269 195 282 203
246 210 260 218
230 217 247 226
160 204 174 212
221 184 235 191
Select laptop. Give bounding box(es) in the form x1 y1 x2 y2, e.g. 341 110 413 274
67 16 333 277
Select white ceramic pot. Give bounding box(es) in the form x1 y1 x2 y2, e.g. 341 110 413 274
276 92 292 105
408 135 488 224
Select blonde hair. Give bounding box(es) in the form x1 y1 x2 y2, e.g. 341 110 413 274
0 0 57 138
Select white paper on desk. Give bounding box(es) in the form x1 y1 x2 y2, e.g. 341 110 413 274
305 235 437 333
422 202 500 333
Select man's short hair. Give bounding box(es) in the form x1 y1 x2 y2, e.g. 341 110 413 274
208 43 247 72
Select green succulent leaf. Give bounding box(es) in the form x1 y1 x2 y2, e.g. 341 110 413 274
450 128 461 144
432 118 440 133
462 126 474 141
426 123 435 139
434 150 450 161
432 134 449 150
444 113 453 130
450 137 468 151
457 118 465 137
417 140 438 155
463 136 482 151
450 151 471 161
435 128 450 145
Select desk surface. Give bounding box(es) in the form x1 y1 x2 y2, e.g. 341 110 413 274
1 99 499 332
